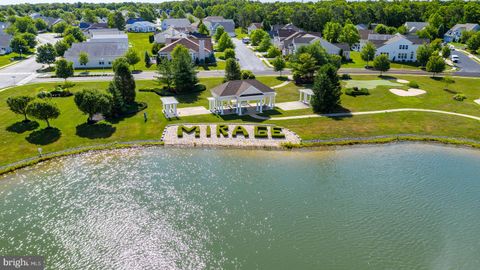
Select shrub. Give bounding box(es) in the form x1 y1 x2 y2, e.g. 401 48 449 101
254 126 268 138
271 127 286 138
177 125 200 138
341 73 351 80
224 48 235 60
453 94 467 101
408 81 419 88
61 81 76 89
37 91 52 99
241 70 255 80
345 87 369 97
232 126 249 138
50 87 73 97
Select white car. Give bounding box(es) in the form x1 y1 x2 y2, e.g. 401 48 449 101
451 55 459 63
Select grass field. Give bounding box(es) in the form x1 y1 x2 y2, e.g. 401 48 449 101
0 51 34 69
342 51 421 70
1 74 480 166
128 32 157 71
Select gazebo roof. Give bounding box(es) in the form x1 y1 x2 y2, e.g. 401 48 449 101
211 80 275 98
299 88 314 95
160 96 179 105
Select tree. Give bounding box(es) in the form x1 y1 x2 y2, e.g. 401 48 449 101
198 23 209 35
416 44 433 67
13 16 36 34
78 52 89 66
6 96 34 122
144 51 152 68
36 43 57 67
295 41 329 66
310 64 342 113
64 27 85 42
373 54 390 75
112 57 136 104
214 26 225 42
124 48 141 70
374 24 388 34
250 29 268 46
10 36 29 57
35 18 48 32
224 48 236 60
224 58 241 81
193 6 206 19
52 21 68 35
26 101 60 128
360 42 376 68
54 40 70 57
171 45 198 93
323 22 342 43
83 9 98 23
139 7 156 22
272 56 286 76
109 11 126 31
55 59 74 82
74 89 112 123
266 46 281 58
257 35 272 52
292 53 317 83
107 82 124 116
217 32 235 52
339 23 360 47
157 58 175 91
442 46 451 58
426 55 445 77
467 32 480 52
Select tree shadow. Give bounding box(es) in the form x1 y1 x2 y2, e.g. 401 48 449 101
324 105 353 121
106 102 148 124
76 123 116 139
379 75 398 81
6 121 39 133
175 91 203 104
276 76 289 81
443 88 458 94
26 128 61 145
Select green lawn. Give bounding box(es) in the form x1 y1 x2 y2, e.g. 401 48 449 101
342 51 421 70
2 74 480 166
0 51 35 69
128 32 157 71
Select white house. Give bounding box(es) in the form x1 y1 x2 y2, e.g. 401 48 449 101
278 31 351 60
444 23 480 43
374 34 428 62
64 30 129 68
161 18 191 31
126 21 157 33
158 37 213 62
0 34 12 55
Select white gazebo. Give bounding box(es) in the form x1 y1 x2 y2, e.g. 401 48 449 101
299 88 314 105
160 96 179 118
208 80 276 115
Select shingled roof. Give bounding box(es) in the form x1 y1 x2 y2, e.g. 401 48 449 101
211 80 275 97
64 42 128 58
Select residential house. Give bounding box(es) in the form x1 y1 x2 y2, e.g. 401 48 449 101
444 23 480 42
158 37 213 62
356 24 368 30
126 18 145 25
0 34 13 55
203 16 236 37
373 33 429 62
271 24 304 48
154 26 189 44
404 22 429 34
30 13 64 30
281 31 350 60
64 29 129 68
127 21 157 32
80 23 109 31
161 18 191 31
0 22 10 33
352 29 374 51
247 23 263 34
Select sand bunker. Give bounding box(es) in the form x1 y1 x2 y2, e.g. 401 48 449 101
474 99 480 105
396 79 410 84
389 88 426 97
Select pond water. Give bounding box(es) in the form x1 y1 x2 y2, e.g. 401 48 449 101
1 144 480 269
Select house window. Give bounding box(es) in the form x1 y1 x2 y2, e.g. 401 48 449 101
99 61 105 65
410 52 414 59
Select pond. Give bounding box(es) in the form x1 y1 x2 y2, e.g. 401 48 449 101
1 144 479 269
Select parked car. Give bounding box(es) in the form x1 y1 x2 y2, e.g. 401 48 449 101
242 37 250 44
451 55 459 63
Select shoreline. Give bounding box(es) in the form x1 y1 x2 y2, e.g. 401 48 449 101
1 135 480 176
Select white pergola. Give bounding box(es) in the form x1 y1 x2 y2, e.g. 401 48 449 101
160 96 179 118
299 89 314 104
208 80 277 116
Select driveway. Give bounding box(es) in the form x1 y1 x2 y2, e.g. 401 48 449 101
232 38 269 72
452 49 480 73
0 33 60 90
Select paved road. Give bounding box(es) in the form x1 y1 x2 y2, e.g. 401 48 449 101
451 49 480 73
232 38 269 71
0 33 59 90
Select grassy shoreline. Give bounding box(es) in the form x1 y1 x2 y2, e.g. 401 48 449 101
2 135 480 176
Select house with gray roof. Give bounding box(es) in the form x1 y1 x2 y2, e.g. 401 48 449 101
203 16 236 37
374 33 429 62
404 22 429 34
154 26 190 44
158 36 213 62
30 13 64 30
161 18 191 31
126 21 157 33
444 23 480 43
0 33 12 55
247 23 263 34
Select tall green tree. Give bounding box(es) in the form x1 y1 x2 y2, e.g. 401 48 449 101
34 18 48 32
426 55 446 77
224 48 236 60
36 43 57 67
74 89 112 123
322 22 342 43
257 35 272 52
373 54 390 75
198 23 209 35
10 36 29 57
124 48 141 70
52 21 68 35
144 51 152 68
78 52 89 66
360 42 376 68
311 64 342 113
171 45 198 93
217 32 235 52
55 58 74 82
54 40 70 57
193 6 206 19
6 96 34 122
292 53 317 83
112 57 136 104
272 56 286 76
214 26 225 41
157 58 175 91
416 44 433 67
339 23 360 47
224 58 241 81
250 29 268 46
109 11 126 31
26 101 60 128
